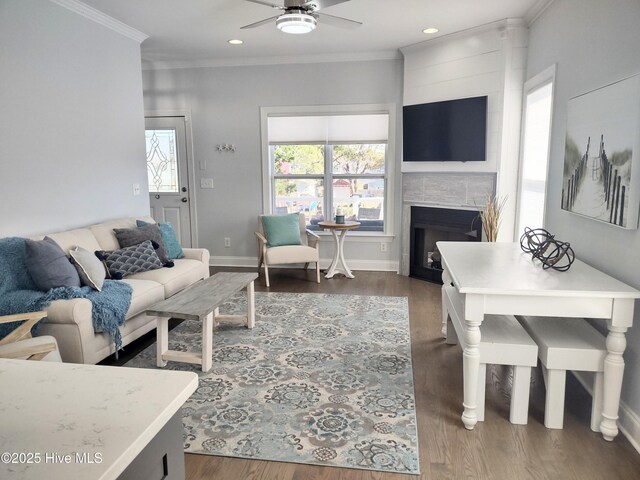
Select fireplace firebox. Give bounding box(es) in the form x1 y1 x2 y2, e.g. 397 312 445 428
409 206 482 284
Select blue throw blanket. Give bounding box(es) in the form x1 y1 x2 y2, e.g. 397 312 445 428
0 237 133 354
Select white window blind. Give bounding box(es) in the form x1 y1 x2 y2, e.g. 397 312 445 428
268 114 389 143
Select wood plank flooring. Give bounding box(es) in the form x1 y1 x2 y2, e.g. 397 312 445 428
106 267 640 480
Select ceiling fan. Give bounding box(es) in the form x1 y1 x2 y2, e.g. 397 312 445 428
241 0 362 35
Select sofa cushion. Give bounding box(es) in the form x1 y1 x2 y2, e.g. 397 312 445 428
99 240 163 279
69 246 106 291
127 258 206 297
44 228 103 253
137 220 184 260
25 237 81 291
114 224 171 266
265 245 319 264
90 218 139 251
120 278 165 319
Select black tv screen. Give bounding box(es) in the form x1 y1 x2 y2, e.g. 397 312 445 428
403 96 487 162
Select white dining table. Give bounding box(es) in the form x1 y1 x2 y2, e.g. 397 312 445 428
437 241 640 441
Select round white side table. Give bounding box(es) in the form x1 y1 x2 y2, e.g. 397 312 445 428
318 221 360 279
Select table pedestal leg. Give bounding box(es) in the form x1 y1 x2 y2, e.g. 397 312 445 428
600 325 627 441
325 230 354 279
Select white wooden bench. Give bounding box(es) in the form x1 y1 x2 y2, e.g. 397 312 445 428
443 285 538 424
517 316 606 430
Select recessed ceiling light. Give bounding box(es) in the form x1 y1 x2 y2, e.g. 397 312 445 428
422 27 439 34
228 39 243 45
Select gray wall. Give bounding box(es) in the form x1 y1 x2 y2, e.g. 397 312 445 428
527 0 640 433
142 60 403 266
0 0 149 237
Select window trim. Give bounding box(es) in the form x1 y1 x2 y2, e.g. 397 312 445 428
260 104 396 236
515 64 556 239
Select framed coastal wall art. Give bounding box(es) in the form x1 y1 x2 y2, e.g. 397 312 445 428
562 73 640 229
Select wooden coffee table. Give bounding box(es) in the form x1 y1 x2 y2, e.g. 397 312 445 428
146 272 258 372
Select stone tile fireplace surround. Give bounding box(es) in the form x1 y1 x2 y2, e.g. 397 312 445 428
400 172 496 276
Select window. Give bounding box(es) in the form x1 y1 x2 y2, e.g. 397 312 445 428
264 110 393 233
516 66 555 238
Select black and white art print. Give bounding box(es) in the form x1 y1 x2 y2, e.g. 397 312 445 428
562 73 640 229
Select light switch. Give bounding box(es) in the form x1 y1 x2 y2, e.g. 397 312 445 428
200 178 214 189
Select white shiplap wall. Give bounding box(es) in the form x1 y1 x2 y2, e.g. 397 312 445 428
400 20 528 240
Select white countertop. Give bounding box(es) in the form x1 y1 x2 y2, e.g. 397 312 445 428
0 359 198 480
437 242 640 298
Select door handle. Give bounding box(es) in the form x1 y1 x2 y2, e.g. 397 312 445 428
181 197 188 203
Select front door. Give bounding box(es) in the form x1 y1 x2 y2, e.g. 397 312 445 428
145 117 192 247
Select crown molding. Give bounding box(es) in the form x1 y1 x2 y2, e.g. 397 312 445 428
141 49 402 71
400 18 526 56
524 0 555 25
49 0 148 43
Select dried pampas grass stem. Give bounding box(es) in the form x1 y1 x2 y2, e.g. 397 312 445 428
477 195 508 242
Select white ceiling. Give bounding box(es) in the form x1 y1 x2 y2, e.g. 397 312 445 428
80 0 547 68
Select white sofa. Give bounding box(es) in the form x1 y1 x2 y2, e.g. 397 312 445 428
34 217 210 364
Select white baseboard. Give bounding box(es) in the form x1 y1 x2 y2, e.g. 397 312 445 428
209 256 399 272
573 371 640 453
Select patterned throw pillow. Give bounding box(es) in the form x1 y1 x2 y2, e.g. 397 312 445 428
113 224 173 266
96 240 163 279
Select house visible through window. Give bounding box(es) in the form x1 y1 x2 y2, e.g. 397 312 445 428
267 114 389 232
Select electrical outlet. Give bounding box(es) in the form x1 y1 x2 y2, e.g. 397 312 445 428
224 237 231 247
201 178 214 189
380 242 388 252
132 184 141 196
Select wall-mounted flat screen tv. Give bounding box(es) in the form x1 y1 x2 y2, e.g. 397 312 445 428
403 96 487 162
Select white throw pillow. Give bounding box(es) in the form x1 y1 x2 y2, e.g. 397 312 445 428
69 246 106 291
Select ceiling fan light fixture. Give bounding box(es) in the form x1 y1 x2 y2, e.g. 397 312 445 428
276 13 317 34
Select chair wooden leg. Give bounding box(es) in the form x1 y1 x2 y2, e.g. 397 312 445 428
258 253 263 270
316 262 320 283
304 262 309 270
264 263 270 287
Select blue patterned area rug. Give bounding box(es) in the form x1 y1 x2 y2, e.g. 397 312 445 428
125 292 420 474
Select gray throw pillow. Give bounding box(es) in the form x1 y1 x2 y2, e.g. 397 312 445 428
97 240 163 279
69 245 106 291
113 224 172 266
25 237 81 291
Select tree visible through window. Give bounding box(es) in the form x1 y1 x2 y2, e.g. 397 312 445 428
271 143 386 231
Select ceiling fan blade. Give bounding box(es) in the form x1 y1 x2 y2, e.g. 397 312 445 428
315 12 362 29
301 0 351 10
240 15 281 29
244 0 284 9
